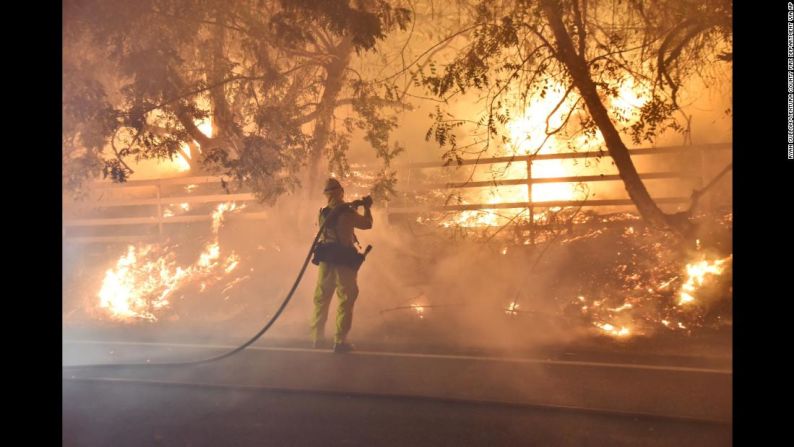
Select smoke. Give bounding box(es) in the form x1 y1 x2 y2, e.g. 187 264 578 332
64 199 579 355
63 113 734 350
62 0 733 350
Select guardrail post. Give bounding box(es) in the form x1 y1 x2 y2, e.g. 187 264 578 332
697 147 708 209
156 181 163 239
526 156 535 245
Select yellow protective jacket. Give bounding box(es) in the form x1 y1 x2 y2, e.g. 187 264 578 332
319 199 373 247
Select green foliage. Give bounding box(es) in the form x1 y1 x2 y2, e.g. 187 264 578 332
62 62 118 191
629 96 681 145
419 0 732 156
63 0 411 202
370 167 399 202
278 0 411 51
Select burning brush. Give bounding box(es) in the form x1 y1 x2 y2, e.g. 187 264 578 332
96 202 244 322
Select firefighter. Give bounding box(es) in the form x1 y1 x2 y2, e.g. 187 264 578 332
310 178 372 353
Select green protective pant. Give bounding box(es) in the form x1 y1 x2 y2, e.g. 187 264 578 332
310 261 359 344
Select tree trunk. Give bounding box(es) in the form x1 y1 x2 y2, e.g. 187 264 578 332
307 37 354 193
542 0 691 234
206 9 242 160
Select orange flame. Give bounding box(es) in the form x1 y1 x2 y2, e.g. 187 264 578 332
677 255 732 306
97 202 242 322
441 80 650 228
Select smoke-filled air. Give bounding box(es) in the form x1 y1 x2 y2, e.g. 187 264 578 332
63 1 733 445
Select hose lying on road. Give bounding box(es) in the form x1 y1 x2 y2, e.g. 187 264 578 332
63 221 327 370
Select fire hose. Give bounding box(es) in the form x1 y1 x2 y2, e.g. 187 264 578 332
64 200 371 371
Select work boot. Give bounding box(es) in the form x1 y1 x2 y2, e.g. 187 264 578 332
333 342 355 353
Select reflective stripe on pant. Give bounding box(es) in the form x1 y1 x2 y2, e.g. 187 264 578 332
310 261 359 344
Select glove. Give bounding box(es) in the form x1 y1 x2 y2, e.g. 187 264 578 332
351 195 373 209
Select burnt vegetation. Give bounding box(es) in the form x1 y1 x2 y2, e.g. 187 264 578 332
63 0 733 342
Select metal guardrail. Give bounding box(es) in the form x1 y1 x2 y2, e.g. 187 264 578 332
63 143 731 244
386 142 730 243
388 143 731 213
63 175 264 243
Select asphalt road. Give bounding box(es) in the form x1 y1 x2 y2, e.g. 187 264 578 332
63 340 732 422
63 379 730 447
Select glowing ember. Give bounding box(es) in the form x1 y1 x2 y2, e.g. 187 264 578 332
223 254 240 273
560 212 732 338
608 303 633 312
657 277 678 290
221 275 249 295
595 322 631 337
97 202 242 322
442 208 501 228
505 301 520 316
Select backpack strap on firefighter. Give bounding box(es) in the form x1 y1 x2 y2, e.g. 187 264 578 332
312 203 369 269
318 205 345 244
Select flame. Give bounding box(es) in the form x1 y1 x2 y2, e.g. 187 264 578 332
173 145 192 172
211 202 243 233
197 120 213 138
441 80 650 228
173 118 213 172
98 246 184 321
197 242 221 268
97 202 242 322
610 78 649 117
677 255 732 306
442 209 502 228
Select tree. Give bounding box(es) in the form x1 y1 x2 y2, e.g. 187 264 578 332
419 0 731 235
63 0 410 202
